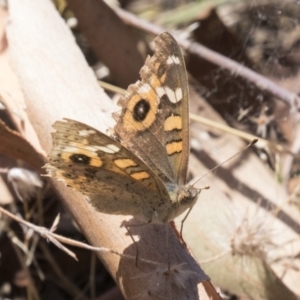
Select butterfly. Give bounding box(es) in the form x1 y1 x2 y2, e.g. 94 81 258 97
46 32 200 226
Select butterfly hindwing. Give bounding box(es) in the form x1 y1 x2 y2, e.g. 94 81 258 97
46 119 171 222
114 32 189 185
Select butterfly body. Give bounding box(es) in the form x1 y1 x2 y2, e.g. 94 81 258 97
46 32 200 224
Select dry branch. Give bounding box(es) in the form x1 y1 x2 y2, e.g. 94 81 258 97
5 0 215 299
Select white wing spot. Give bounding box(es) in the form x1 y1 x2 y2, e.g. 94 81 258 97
61 146 98 157
167 55 180 65
156 87 165 98
96 144 120 153
165 87 178 103
61 146 81 153
156 86 182 103
138 83 151 94
83 146 99 152
78 129 96 137
175 88 183 101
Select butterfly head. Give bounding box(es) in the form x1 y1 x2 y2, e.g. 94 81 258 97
165 183 201 221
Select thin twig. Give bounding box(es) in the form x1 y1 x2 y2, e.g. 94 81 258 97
115 7 300 110
0 206 163 266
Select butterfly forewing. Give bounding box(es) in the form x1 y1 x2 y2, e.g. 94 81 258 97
46 119 172 222
114 32 189 185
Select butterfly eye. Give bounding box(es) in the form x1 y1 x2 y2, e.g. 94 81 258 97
133 99 151 121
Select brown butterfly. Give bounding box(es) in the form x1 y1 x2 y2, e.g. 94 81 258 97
46 32 200 226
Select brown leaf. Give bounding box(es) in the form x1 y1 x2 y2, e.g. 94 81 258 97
0 120 46 170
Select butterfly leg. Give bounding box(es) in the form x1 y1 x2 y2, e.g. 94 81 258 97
125 225 139 267
125 221 151 267
180 206 193 236
165 223 171 272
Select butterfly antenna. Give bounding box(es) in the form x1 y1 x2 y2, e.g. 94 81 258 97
191 139 258 187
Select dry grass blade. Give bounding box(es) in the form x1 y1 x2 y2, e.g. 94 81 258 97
50 213 60 233
98 81 293 156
